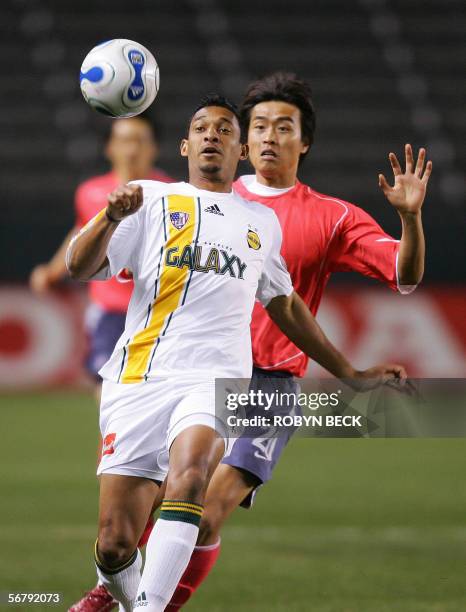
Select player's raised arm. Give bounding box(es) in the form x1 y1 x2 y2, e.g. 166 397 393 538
66 184 143 281
378 143 432 285
266 291 407 390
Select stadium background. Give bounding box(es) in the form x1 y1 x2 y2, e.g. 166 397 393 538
0 0 465 610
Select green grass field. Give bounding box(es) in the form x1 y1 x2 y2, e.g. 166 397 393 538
1 392 466 611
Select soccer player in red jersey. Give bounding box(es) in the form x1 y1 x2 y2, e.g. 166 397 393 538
30 115 172 391
164 73 432 609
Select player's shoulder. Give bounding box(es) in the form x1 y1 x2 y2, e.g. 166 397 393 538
307 186 380 236
232 188 272 214
74 172 117 217
76 171 115 193
301 184 350 212
232 192 282 248
305 183 370 220
79 171 118 189
130 180 186 200
233 190 279 223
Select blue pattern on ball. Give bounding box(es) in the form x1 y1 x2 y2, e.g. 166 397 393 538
80 66 104 84
127 49 145 101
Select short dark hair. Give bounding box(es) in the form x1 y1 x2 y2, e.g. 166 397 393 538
240 72 316 162
189 94 244 140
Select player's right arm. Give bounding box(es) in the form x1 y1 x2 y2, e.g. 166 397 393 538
66 184 143 281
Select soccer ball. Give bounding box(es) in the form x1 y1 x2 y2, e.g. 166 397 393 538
79 39 159 118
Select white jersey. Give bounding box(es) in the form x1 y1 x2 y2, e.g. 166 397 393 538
75 180 293 383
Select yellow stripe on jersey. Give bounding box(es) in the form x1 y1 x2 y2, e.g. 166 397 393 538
121 194 197 384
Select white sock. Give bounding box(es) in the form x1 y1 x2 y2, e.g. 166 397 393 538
95 547 142 612
134 517 200 611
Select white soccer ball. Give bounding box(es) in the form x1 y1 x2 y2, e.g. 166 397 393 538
79 39 159 118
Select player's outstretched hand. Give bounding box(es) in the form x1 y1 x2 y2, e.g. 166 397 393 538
347 363 410 392
106 184 143 222
378 144 432 215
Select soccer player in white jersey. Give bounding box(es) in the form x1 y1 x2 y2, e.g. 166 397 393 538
66 95 406 612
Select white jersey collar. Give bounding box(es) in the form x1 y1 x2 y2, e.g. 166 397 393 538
183 181 234 199
240 174 295 197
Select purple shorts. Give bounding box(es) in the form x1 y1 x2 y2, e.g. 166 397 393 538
222 367 301 508
84 304 126 380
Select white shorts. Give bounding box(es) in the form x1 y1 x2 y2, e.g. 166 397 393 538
97 376 229 481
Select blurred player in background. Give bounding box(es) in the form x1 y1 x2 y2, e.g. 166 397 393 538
160 72 432 610
30 115 172 397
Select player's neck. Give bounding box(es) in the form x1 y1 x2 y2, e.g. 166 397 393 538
189 174 233 193
255 171 296 189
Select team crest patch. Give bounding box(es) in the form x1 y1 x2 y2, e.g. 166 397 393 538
170 212 190 230
247 229 261 250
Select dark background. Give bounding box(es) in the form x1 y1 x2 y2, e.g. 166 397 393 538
1 0 464 283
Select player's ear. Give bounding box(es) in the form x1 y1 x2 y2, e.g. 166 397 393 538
240 143 249 161
180 139 188 157
301 140 310 156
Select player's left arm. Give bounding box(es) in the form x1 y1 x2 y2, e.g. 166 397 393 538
378 143 432 285
266 291 407 391
258 213 406 390
331 144 432 293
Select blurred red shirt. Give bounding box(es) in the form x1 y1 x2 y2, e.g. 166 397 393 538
75 169 173 312
234 176 404 378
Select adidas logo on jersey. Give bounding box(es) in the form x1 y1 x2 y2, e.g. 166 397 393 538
204 204 224 216
134 591 148 607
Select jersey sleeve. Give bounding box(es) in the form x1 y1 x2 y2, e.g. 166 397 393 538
328 203 401 291
256 212 294 306
106 212 142 276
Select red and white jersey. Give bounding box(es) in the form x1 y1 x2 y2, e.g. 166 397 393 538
74 169 173 312
234 175 415 378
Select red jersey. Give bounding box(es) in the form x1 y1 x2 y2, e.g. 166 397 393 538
234 176 403 377
75 169 173 312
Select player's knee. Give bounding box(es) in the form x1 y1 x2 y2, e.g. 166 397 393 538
167 465 208 501
97 524 137 569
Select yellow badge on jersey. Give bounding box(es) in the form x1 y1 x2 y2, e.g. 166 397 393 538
247 229 261 250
